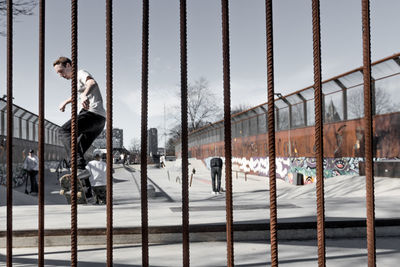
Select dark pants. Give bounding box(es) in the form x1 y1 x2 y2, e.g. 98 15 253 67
211 167 222 192
59 110 105 169
28 170 38 193
92 186 106 204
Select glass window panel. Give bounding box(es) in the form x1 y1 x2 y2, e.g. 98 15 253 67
374 74 400 114
286 94 302 105
232 122 237 138
21 119 27 139
323 80 342 94
372 60 400 80
249 117 258 136
0 111 5 136
243 119 250 137
13 117 20 138
275 99 288 109
307 99 315 126
338 71 364 88
292 103 305 127
237 121 243 137
347 85 364 120
324 91 343 123
278 107 289 130
300 88 314 100
258 114 267 134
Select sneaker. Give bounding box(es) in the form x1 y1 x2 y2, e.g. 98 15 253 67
211 191 215 195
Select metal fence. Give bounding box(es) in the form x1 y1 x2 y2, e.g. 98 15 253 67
3 0 382 266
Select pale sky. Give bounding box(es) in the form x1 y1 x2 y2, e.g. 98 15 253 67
1 0 399 148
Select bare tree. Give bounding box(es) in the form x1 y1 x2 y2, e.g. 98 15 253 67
168 77 222 153
186 77 222 130
347 86 399 118
0 0 37 35
129 137 141 153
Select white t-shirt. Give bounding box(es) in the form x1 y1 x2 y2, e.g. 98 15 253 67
78 70 106 118
85 159 107 187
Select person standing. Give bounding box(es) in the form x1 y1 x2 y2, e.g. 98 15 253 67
23 149 39 195
210 157 223 195
53 57 106 178
85 150 107 204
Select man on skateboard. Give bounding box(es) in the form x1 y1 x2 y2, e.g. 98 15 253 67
53 57 106 178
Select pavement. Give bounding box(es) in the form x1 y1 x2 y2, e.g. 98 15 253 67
0 159 399 266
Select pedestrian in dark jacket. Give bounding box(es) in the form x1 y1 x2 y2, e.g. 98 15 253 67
210 157 223 195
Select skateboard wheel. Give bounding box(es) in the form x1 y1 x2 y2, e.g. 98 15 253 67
60 189 65 195
77 192 82 198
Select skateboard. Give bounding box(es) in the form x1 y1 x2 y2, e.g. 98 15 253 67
59 172 91 204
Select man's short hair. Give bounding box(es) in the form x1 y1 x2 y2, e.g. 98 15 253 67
53 57 71 67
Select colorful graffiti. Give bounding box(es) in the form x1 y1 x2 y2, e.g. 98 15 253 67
205 156 360 185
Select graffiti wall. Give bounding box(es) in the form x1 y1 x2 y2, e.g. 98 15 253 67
204 156 360 185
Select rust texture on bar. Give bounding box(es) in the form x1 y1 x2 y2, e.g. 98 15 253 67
70 0 78 265
312 0 326 266
265 0 278 266
38 0 46 266
362 0 376 266
6 0 13 266
106 0 114 265
221 0 234 266
141 0 150 266
179 0 190 266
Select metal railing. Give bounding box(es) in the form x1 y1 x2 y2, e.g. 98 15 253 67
4 1 381 266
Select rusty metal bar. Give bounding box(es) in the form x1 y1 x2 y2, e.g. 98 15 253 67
312 0 326 266
38 0 46 266
265 0 278 265
141 0 150 266
70 0 78 265
179 0 190 265
221 0 234 265
6 0 13 266
106 0 114 265
361 0 376 266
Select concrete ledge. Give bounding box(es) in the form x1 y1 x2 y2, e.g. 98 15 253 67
1 219 399 248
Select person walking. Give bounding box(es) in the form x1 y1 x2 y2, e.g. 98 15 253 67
210 157 223 195
23 149 39 195
53 57 106 178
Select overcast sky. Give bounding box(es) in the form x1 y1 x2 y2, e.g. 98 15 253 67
0 0 399 148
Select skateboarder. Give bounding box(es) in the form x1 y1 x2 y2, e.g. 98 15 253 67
53 57 106 178
85 150 107 204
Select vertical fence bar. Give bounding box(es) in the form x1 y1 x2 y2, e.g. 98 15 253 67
311 0 326 266
70 0 79 265
221 0 234 266
179 0 190 266
265 0 278 266
106 0 114 265
6 0 13 266
361 0 376 266
141 0 149 266
38 0 45 266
